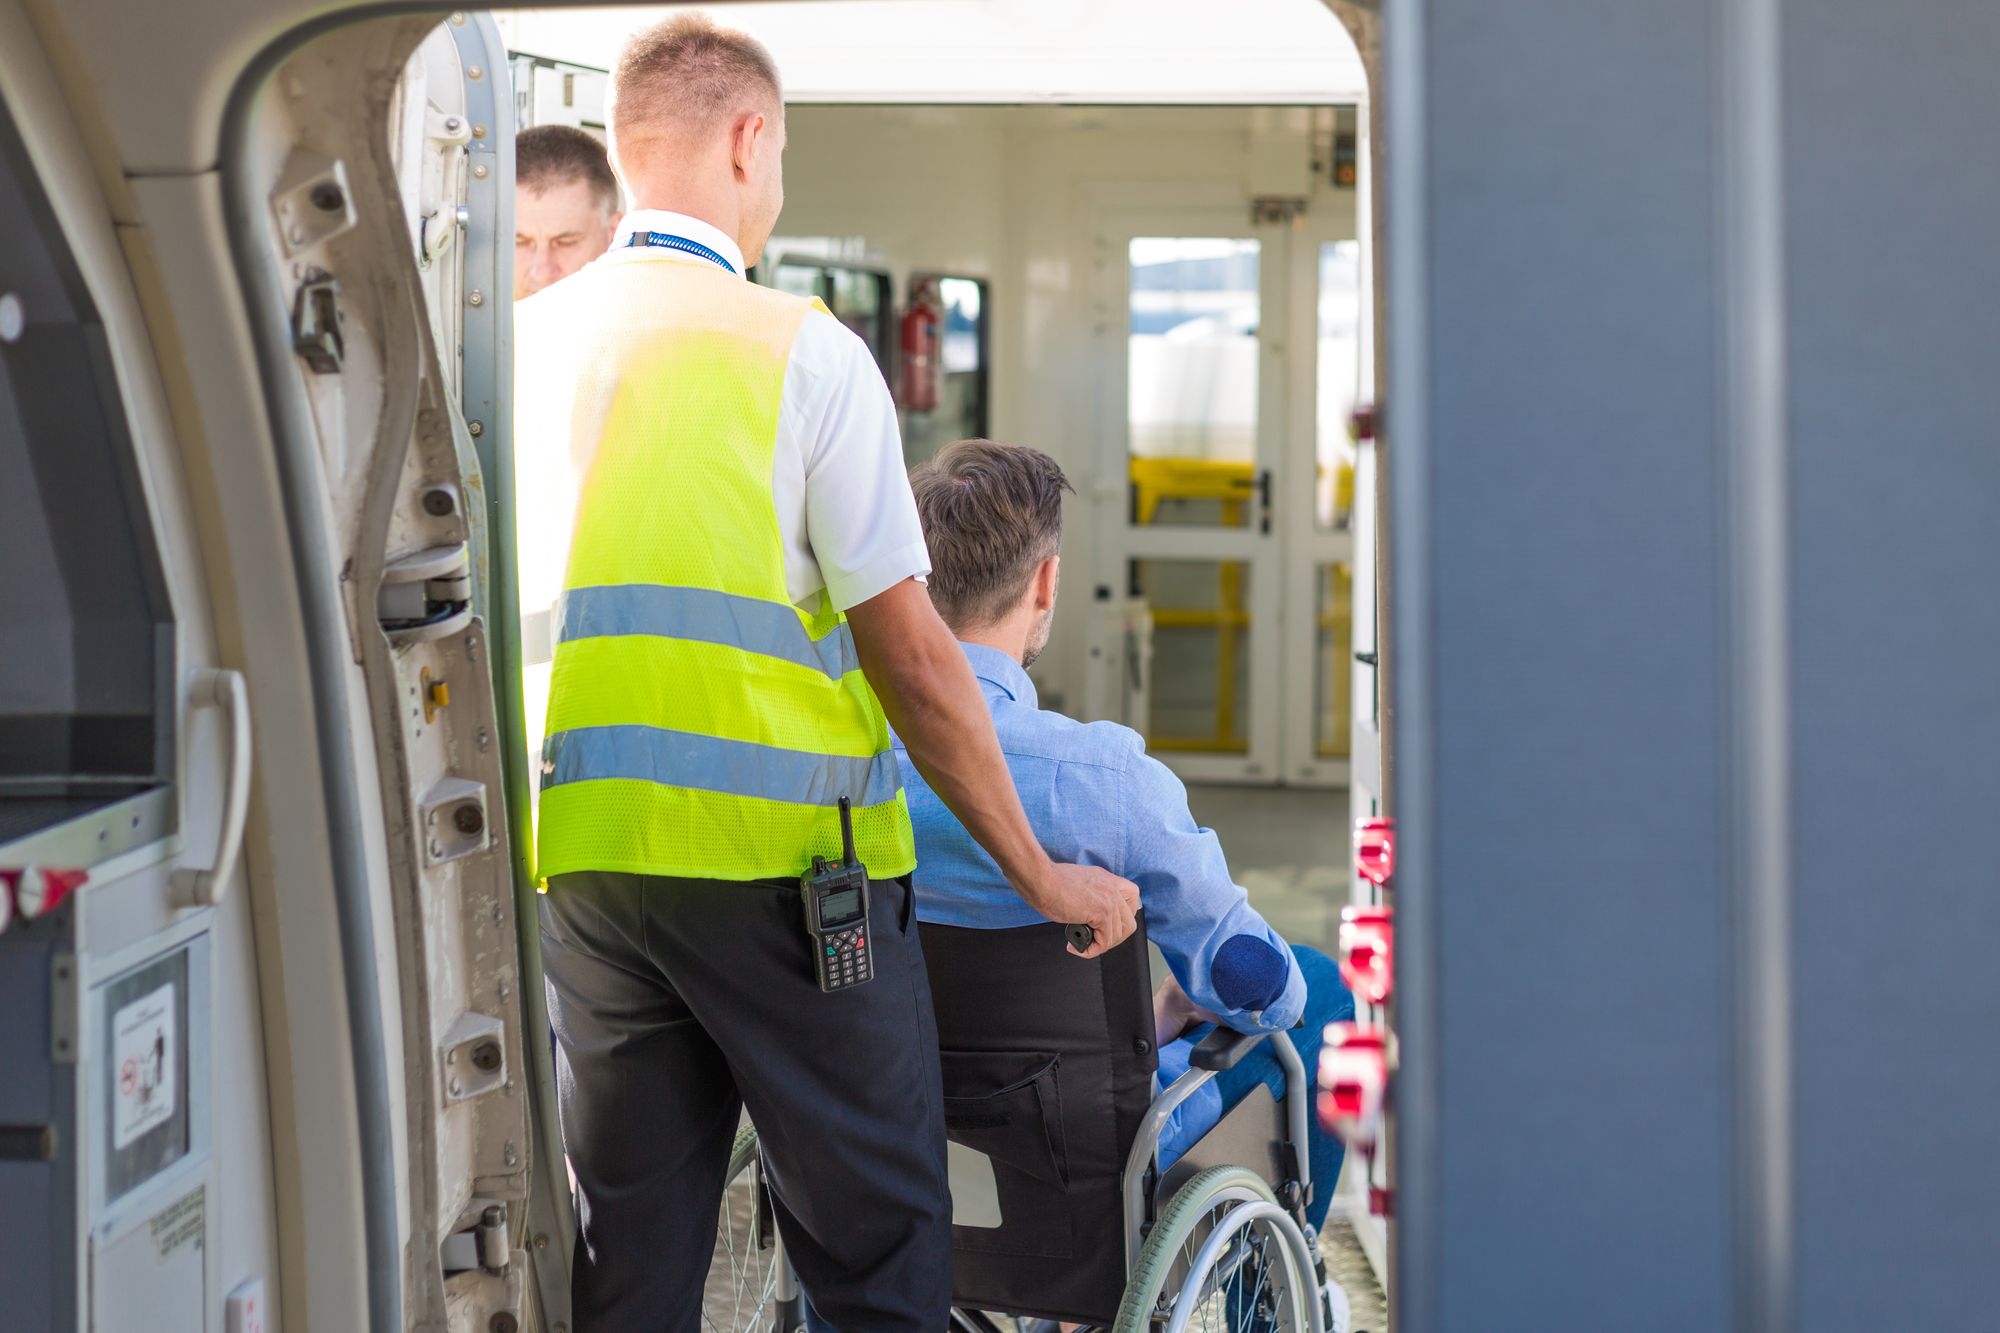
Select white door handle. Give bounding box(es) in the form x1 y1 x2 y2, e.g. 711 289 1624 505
172 667 252 909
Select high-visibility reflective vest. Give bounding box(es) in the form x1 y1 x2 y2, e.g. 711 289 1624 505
533 260 916 882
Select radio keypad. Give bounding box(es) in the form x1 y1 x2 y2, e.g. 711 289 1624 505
821 926 872 989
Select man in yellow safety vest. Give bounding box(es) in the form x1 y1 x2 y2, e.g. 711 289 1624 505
514 14 1139 1329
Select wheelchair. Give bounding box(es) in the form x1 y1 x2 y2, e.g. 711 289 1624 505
703 915 1341 1332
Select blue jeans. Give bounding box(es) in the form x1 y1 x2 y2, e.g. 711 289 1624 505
1198 944 1355 1232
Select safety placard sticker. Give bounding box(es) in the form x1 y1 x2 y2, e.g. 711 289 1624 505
113 982 176 1148
150 1185 204 1263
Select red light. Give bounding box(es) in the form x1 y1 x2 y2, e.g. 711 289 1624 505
1321 1079 1368 1119
1317 1021 1389 1148
12 866 88 919
1339 905 1394 1005
1353 817 1395 887
1348 403 1378 444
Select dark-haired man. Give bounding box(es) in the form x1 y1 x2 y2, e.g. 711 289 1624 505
513 123 621 298
900 438 1355 1236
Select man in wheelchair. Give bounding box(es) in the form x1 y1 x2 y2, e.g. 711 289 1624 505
895 439 1357 1331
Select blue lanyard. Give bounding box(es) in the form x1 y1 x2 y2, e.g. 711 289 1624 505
625 230 737 274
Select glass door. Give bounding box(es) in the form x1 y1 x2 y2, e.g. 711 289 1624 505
1096 213 1289 782
1280 229 1366 786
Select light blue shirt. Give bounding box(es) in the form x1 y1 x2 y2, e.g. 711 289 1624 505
894 642 1305 1162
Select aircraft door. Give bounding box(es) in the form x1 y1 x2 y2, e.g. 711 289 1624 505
381 16 571 1330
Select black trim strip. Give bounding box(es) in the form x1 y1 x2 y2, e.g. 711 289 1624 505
217 13 418 1330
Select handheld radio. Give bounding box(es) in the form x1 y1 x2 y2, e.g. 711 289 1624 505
801 798 873 993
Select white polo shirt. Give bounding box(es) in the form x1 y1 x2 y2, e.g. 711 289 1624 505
514 209 930 668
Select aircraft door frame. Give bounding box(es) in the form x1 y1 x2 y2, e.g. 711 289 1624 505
446 15 576 1329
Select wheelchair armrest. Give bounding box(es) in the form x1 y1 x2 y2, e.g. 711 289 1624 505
1188 1025 1267 1072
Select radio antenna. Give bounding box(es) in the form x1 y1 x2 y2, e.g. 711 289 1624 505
837 796 856 866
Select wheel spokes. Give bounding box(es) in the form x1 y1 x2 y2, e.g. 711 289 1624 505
705 1168 778 1331
1175 1205 1299 1333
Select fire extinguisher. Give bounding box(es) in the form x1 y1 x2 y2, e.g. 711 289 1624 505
899 278 941 414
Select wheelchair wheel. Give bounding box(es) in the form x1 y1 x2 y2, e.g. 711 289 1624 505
1112 1166 1321 1333
703 1125 786 1332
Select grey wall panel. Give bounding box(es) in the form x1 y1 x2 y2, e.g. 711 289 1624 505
1399 2 1733 1326
1783 4 2000 1327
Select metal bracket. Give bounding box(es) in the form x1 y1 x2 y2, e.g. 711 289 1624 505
438 1009 507 1103
419 775 489 866
50 950 77 1065
269 150 357 256
291 274 344 374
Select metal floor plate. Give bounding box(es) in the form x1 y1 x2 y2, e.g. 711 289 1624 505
1320 1215 1389 1332
703 1186 1392 1331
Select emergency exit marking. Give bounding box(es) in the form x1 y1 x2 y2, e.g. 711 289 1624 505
113 981 176 1148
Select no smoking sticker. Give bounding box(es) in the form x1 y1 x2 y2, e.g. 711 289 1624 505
113 982 176 1148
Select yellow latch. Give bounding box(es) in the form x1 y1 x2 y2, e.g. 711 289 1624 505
421 666 450 724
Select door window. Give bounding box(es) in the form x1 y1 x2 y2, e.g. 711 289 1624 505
770 254 895 374
1315 239 1362 530
0 110 172 830
1126 238 1260 528
1131 557 1253 756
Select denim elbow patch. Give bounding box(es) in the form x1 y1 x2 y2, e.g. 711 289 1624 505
1211 935 1290 1013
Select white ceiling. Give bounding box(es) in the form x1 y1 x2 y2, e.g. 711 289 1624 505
495 1 1366 105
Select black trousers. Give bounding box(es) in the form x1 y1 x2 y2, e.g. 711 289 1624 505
540 871 951 1332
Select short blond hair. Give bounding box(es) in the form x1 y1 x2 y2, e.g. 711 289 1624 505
610 13 782 146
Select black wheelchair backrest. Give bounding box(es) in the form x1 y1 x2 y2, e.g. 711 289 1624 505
918 911 1158 1325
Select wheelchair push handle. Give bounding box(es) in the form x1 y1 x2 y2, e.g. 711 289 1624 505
1064 922 1095 953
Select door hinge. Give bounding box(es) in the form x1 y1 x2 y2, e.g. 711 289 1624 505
440 1198 512 1275
378 543 473 643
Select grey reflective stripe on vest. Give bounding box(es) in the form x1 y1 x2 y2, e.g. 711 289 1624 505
541 724 901 808
555 584 859 679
